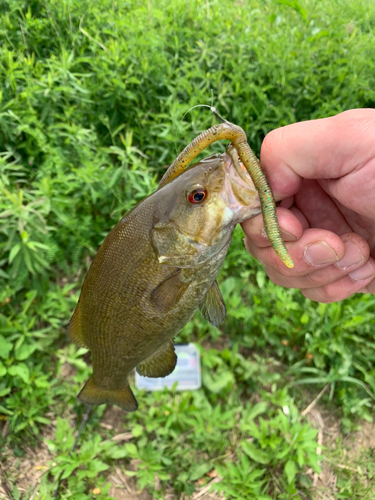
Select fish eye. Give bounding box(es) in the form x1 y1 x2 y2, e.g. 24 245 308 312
187 186 207 204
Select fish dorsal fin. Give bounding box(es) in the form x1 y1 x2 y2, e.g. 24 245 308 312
78 376 138 412
68 304 89 349
136 341 177 378
199 281 226 327
150 270 189 313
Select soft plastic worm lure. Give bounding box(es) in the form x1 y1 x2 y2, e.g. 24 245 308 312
159 108 294 269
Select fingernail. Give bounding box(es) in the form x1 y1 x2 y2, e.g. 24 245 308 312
304 242 339 266
336 239 364 270
349 261 375 282
281 229 298 241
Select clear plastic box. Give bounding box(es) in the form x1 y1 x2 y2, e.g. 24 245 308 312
135 343 201 391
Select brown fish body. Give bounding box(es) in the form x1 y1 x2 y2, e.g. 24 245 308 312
69 152 262 411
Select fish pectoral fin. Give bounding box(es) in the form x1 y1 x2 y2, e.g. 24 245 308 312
150 270 189 313
68 305 89 349
199 281 226 327
78 376 138 412
136 341 177 378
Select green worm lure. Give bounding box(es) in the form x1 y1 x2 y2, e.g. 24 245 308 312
159 109 294 269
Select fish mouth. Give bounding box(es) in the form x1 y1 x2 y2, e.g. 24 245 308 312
220 149 262 222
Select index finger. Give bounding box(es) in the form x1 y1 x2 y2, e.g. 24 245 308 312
261 108 375 199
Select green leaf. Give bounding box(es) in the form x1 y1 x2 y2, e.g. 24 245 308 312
15 342 38 361
256 270 266 288
105 446 128 459
0 337 12 359
123 470 137 477
34 416 51 425
0 387 11 397
189 462 212 481
278 0 307 19
0 361 6 377
8 363 30 383
0 404 13 416
87 459 109 475
35 377 50 388
8 244 21 263
125 443 138 456
246 402 268 420
62 463 79 479
11 485 20 500
203 370 234 393
300 312 309 324
241 442 271 465
284 460 297 484
132 424 143 437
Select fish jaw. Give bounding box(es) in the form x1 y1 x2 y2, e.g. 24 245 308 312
219 151 262 224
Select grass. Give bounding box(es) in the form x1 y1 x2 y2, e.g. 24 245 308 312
1 0 375 498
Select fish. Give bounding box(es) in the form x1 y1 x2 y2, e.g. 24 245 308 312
68 148 264 411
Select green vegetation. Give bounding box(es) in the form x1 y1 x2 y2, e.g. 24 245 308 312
1 0 375 498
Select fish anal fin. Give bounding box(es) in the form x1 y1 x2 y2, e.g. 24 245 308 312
68 305 89 349
78 376 138 412
136 341 177 378
199 281 226 327
150 271 189 313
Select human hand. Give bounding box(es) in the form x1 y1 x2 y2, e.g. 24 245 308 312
242 109 375 302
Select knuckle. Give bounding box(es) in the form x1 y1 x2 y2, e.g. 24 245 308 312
304 271 327 287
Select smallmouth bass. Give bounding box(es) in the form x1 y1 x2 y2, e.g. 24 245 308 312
68 149 263 411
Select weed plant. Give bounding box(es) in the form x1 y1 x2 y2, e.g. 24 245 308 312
1 0 375 498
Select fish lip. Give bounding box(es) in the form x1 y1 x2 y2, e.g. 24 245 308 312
223 150 254 189
219 152 261 221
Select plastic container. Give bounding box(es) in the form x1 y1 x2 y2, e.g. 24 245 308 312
135 343 201 391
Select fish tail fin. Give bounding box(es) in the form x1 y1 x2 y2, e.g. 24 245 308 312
78 376 138 412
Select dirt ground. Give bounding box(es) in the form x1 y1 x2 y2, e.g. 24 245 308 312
1 404 374 500
305 407 375 500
